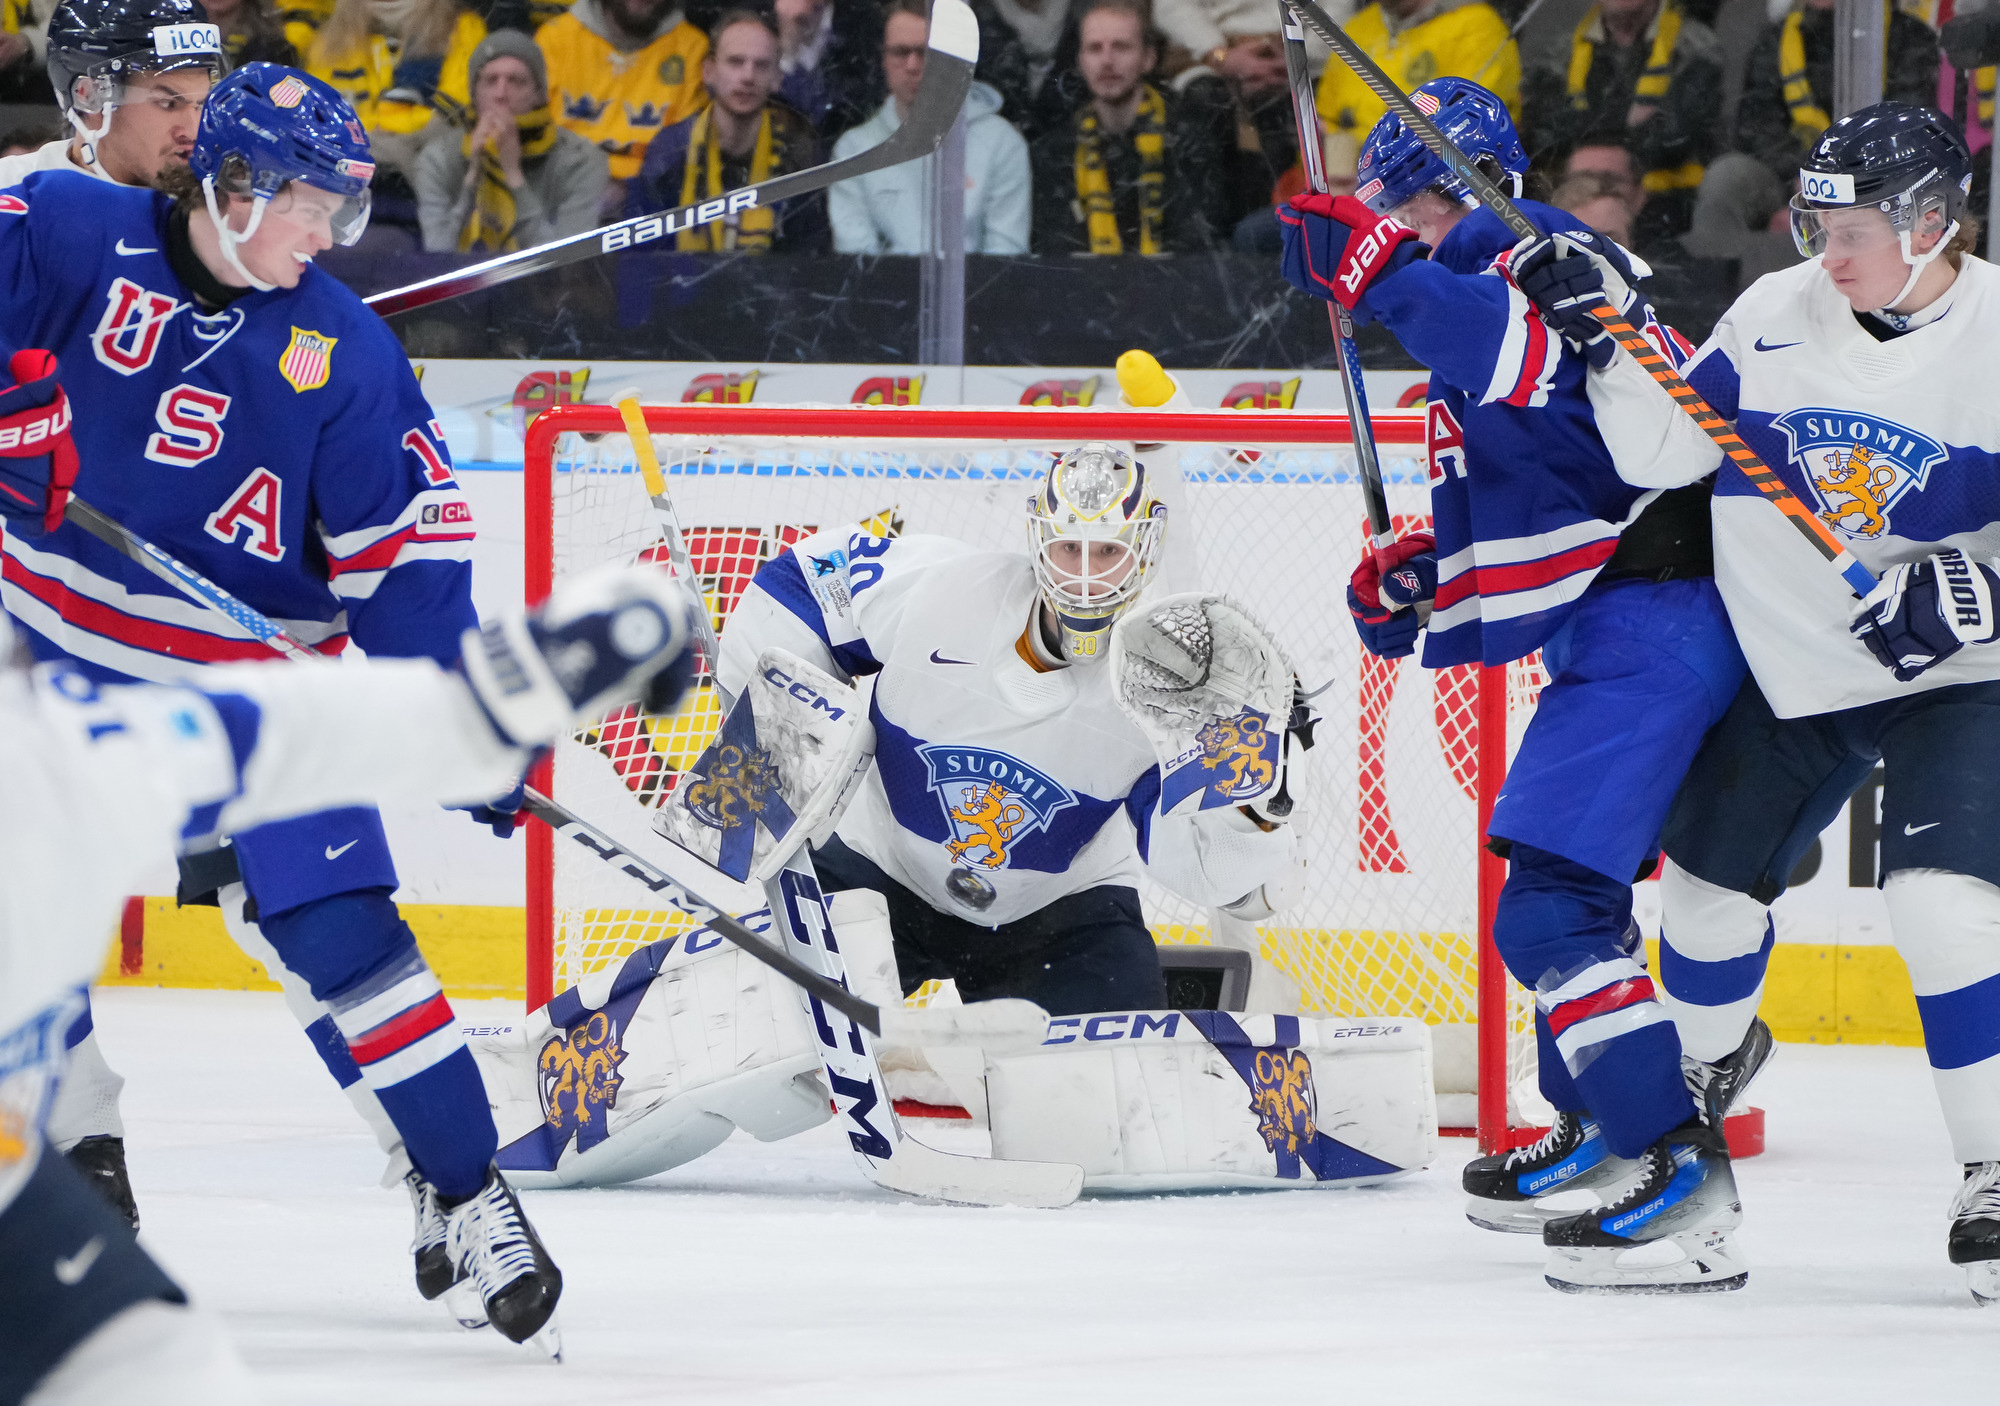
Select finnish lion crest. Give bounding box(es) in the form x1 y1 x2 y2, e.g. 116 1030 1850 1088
1195 712 1276 799
1774 408 1947 541
917 744 1077 873
1249 1047 1317 1157
682 742 783 832
538 1011 626 1140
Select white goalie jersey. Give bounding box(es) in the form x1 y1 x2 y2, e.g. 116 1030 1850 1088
716 530 1298 927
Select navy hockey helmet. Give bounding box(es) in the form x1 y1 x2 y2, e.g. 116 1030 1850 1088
1790 101 1972 302
1355 77 1528 217
46 0 223 115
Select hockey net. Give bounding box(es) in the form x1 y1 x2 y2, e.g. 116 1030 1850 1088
522 403 1549 1150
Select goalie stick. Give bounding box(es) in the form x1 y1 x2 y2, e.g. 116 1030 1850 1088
1285 0 1878 598
361 0 978 318
616 396 733 709
60 496 1052 1054
1278 0 1393 566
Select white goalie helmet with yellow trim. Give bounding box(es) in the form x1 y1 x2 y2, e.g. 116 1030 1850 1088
1027 441 1167 664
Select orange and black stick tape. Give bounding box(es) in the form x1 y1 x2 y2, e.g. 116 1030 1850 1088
1588 301 1878 598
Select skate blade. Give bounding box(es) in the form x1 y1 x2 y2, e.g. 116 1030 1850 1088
1965 1260 2000 1306
1544 1227 1749 1295
523 1314 563 1363
1465 1186 1611 1235
444 1278 489 1330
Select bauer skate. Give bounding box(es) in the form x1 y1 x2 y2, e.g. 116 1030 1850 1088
443 1166 563 1358
1682 1018 1774 1130
405 1170 489 1329
1542 1119 1746 1294
65 1135 138 1230
1948 1161 2000 1306
1461 1111 1637 1233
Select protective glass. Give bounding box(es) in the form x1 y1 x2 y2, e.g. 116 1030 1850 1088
1790 192 1946 261
271 180 374 247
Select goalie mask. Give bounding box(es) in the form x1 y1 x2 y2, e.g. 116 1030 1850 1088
1026 443 1166 665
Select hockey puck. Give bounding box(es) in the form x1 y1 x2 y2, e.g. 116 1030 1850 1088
945 867 997 911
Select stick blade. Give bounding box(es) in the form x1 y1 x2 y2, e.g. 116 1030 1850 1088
880 998 1049 1053
868 1136 1083 1209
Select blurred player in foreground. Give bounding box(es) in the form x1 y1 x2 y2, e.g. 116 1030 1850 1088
1578 102 2000 1305
1280 78 1760 1293
0 562 701 1398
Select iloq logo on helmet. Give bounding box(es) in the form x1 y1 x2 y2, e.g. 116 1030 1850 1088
1799 170 1857 205
152 23 221 56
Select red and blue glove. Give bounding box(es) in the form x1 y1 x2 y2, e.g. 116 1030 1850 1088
0 349 78 538
1278 192 1426 322
1347 532 1437 659
456 779 527 839
1850 548 2000 681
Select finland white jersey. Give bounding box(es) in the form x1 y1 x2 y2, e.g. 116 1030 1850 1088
718 529 1293 928
1588 255 2000 717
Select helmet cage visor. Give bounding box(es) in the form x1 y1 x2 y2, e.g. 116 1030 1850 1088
1790 168 1955 260
212 153 373 246
1026 444 1165 622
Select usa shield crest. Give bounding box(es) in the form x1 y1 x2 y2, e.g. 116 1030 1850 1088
278 326 336 393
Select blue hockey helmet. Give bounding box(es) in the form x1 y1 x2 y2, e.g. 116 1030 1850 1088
191 63 374 282
1355 77 1528 217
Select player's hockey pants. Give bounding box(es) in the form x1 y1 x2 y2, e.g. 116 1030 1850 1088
1660 675 2000 1161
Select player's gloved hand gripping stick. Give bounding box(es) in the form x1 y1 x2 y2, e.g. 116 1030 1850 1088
1277 1 1395 573
362 0 978 318
1281 0 1879 598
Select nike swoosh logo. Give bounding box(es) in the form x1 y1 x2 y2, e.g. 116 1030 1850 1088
929 650 977 666
55 1237 104 1286
325 840 359 860
1753 337 1802 352
1905 821 1942 835
114 239 157 255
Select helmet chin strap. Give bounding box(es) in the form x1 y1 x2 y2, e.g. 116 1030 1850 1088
65 101 117 180
201 177 277 293
1880 218 1959 316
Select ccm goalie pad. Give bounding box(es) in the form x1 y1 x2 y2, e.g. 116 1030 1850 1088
650 647 873 882
986 1012 1435 1191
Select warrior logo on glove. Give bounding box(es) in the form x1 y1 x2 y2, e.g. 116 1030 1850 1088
1775 408 1947 540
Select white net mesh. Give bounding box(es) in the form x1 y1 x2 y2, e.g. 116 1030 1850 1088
533 413 1542 1127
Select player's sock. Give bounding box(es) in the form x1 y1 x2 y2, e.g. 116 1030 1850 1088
1948 1162 2000 1305
1461 1110 1637 1233
1657 861 1774 1062
1682 1017 1775 1130
442 1166 562 1354
61 1137 138 1232
370 1048 499 1202
1542 1117 1746 1294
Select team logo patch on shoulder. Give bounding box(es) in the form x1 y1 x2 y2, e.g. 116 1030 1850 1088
278 326 336 392
918 745 1076 871
1774 408 1947 540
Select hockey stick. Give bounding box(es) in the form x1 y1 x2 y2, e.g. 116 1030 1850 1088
361 0 978 318
1285 0 1878 598
1279 1 1393 565
59 494 1046 1050
615 397 734 710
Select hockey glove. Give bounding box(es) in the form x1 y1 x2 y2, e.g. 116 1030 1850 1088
459 562 703 750
457 780 526 839
1849 548 2000 681
0 349 78 537
1347 533 1436 658
1278 192 1426 321
1510 230 1646 370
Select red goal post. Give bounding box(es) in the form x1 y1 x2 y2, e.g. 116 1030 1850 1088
521 400 1543 1153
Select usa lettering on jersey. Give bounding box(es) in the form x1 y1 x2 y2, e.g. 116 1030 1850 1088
205 468 284 561
92 278 178 376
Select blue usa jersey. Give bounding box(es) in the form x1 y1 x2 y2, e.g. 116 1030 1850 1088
1362 201 1692 668
0 171 476 683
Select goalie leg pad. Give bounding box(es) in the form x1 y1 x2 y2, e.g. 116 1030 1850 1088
469 916 830 1190
986 1012 1435 1191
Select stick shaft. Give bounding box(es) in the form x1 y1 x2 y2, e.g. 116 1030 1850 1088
1286 0 1874 595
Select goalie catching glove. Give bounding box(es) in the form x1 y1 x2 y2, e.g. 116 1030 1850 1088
459 562 703 750
1850 548 2000 681
1111 592 1304 826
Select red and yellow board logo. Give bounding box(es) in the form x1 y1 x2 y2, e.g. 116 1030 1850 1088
682 371 758 404
513 368 591 426
1019 376 1098 407
1222 377 1300 410
278 326 336 392
852 375 922 405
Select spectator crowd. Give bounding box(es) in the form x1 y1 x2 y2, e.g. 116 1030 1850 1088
0 0 1988 276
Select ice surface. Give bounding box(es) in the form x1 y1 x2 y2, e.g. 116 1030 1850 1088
92 988 1999 1404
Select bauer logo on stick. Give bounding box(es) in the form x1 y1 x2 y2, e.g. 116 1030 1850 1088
1774 408 1946 540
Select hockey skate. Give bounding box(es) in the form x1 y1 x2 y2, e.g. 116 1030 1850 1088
1948 1162 2000 1305
443 1166 563 1358
66 1134 139 1230
1461 1111 1637 1233
405 1170 489 1329
1682 1017 1774 1130
1542 1119 1746 1294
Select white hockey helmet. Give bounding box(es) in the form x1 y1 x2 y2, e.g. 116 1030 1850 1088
1026 441 1166 664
